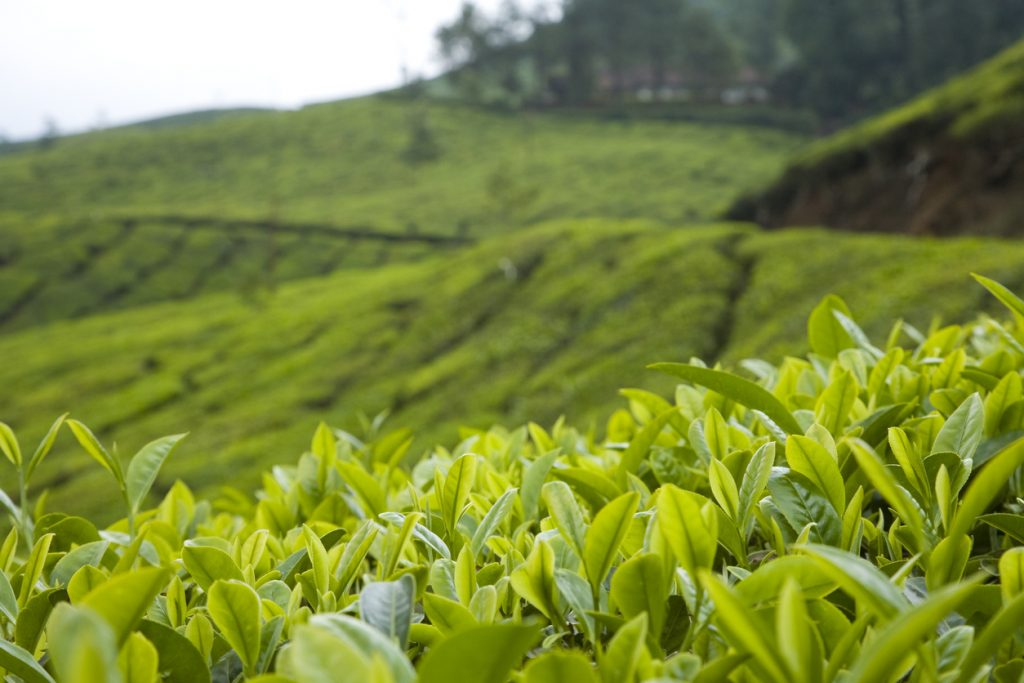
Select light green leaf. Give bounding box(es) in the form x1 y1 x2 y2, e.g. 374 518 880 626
658 485 717 576
583 491 639 599
137 619 212 683
807 295 855 358
335 521 379 592
25 413 68 480
523 650 599 683
277 622 370 683
18 533 53 608
786 435 844 515
973 273 1024 324
702 571 789 683
984 372 1023 436
738 442 774 531
846 576 982 682
649 363 803 435
309 614 416 683
417 623 540 683
360 574 415 648
888 428 930 502
814 370 858 436
126 434 186 513
768 470 841 546
554 569 596 642
927 534 972 591
182 542 244 592
932 393 984 460
509 539 562 627
0 638 55 683
776 579 823 683
610 553 667 640
119 631 159 683
0 422 23 467
67 420 123 485
207 579 262 675
520 449 559 522
1000 547 1024 601
541 480 587 558
955 590 1024 683
618 408 677 481
51 540 109 586
81 566 170 646
709 457 740 520
797 545 905 618
949 435 1024 540
422 591 477 635
470 487 517 558
848 438 927 550
301 526 331 598
16 588 65 654
337 462 386 517
0 568 18 623
47 603 120 683
599 613 648 683
734 555 837 604
454 544 477 606
442 453 478 535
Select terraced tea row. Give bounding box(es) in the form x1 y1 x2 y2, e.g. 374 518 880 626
0 215 443 330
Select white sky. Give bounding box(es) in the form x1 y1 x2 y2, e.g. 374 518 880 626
0 0 539 139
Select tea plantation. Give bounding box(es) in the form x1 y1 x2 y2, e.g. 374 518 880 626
1 275 1023 682
4 221 1024 522
2 35 1024 681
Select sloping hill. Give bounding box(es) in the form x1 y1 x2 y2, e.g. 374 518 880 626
4 219 1023 520
728 39 1024 236
0 98 801 231
0 98 803 330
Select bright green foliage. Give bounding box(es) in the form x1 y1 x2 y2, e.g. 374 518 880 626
0 277 1023 681
5 222 1024 523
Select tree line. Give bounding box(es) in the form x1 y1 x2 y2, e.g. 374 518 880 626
434 0 1024 124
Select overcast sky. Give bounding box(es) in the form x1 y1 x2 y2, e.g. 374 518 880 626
1 0 543 139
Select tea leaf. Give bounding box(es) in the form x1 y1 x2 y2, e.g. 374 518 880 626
650 363 802 435
417 623 540 683
207 580 262 675
583 491 639 599
126 433 186 514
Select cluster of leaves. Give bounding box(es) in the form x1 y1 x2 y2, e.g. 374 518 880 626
1 274 1024 682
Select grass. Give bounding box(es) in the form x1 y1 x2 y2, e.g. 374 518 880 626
4 219 1024 520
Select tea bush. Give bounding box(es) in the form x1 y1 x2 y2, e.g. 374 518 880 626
1 273 1023 682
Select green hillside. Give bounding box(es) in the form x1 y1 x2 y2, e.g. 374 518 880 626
0 98 800 229
0 98 802 330
4 219 1024 520
729 39 1024 235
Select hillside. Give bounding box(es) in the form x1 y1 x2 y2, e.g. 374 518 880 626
4 219 1024 520
728 39 1024 236
0 98 801 230
0 98 802 330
